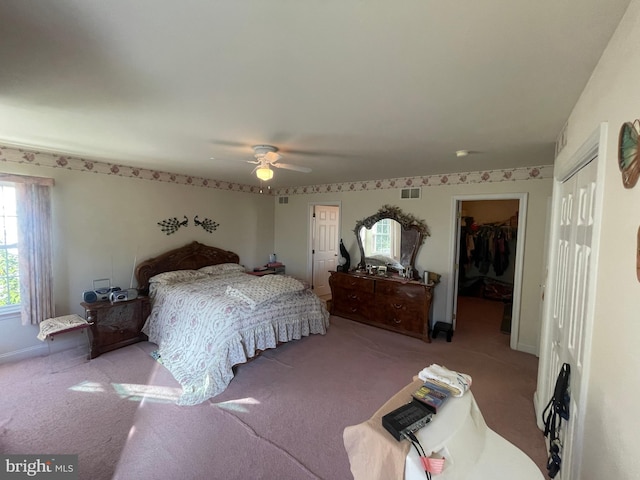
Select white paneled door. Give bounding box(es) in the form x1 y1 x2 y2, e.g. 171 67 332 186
539 150 599 480
312 205 339 297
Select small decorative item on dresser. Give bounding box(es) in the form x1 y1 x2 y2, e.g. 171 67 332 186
423 271 442 286
337 255 347 272
338 239 351 272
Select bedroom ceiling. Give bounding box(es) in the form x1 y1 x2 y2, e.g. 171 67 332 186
0 0 631 188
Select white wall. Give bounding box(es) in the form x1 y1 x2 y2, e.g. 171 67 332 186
274 176 552 353
551 0 640 477
0 157 275 362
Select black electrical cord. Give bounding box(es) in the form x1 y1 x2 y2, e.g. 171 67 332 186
541 363 570 479
405 431 431 480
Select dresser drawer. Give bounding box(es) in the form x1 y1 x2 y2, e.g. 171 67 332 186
332 291 376 318
375 280 426 299
376 296 424 334
329 273 375 293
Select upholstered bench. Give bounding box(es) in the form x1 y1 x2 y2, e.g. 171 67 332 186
37 314 91 372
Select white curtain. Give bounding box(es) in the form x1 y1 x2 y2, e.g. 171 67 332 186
15 180 54 325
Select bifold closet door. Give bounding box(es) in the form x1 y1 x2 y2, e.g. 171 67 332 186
542 156 597 480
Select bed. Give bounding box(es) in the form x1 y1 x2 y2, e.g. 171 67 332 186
135 241 330 405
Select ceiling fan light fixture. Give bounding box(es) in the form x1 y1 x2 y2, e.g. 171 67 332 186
256 165 274 181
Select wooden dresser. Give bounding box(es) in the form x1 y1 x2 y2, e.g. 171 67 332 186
328 271 433 342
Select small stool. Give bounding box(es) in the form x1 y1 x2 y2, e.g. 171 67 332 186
432 321 454 342
38 314 92 372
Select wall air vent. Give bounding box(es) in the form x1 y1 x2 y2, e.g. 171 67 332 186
278 196 289 204
400 187 421 199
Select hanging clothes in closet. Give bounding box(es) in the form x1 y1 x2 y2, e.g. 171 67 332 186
462 219 517 279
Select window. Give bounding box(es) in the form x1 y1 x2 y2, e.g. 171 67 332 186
0 184 20 310
0 175 54 324
372 219 392 255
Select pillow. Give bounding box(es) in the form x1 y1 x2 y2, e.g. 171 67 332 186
149 270 209 285
198 263 245 275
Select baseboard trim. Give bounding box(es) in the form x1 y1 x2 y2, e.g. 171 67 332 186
516 342 539 356
533 390 545 431
0 344 48 365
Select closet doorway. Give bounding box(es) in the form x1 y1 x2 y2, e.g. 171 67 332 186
448 194 527 350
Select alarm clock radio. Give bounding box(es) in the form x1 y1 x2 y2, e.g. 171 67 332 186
109 288 139 303
82 279 121 303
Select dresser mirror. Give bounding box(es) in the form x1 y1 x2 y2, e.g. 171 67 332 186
354 205 429 278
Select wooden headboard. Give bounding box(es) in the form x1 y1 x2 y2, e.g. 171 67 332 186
135 241 240 294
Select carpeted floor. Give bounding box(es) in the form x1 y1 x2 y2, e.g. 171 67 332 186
0 299 547 479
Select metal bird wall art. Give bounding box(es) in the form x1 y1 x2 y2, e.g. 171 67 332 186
157 215 220 235
157 216 189 235
194 215 220 233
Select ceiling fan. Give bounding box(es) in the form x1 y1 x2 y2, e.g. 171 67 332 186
248 145 312 181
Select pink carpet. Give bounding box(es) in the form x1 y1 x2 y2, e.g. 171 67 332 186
0 302 547 479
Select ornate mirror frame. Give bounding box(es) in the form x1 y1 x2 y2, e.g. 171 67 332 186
354 204 429 276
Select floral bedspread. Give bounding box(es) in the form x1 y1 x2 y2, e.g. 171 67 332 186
143 270 330 405
225 275 306 309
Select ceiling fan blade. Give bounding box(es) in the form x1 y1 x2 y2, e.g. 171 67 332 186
264 151 282 163
210 139 251 148
211 156 256 164
279 147 355 158
273 163 312 173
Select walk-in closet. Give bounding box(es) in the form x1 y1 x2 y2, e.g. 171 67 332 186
456 199 519 340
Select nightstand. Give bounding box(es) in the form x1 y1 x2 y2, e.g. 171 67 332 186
81 296 150 358
248 264 286 276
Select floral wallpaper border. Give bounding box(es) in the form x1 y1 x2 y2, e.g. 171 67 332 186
275 165 553 196
0 144 553 196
